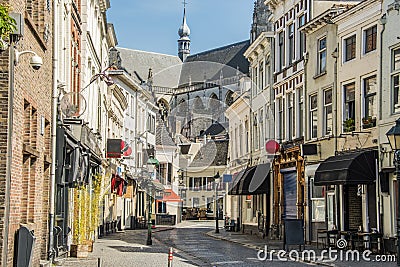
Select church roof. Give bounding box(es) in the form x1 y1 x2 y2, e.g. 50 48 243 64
179 40 250 86
200 122 228 137
116 47 182 88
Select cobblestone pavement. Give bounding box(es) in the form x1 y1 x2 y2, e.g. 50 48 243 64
154 221 314 266
58 228 196 267
57 221 398 267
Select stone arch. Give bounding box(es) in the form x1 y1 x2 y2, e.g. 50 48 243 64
209 93 220 111
225 90 235 107
193 96 204 110
178 98 188 113
157 98 170 121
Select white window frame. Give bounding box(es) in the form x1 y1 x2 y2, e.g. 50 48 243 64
362 75 377 120
363 24 377 55
343 33 357 63
392 47 400 114
278 31 285 71
343 82 356 132
287 92 294 140
310 94 318 139
288 24 295 65
317 36 327 74
310 177 325 222
323 88 333 136
297 14 306 59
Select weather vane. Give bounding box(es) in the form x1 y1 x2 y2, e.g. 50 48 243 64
183 0 188 8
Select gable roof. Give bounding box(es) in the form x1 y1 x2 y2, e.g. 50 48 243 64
117 47 182 88
156 115 176 147
179 40 250 86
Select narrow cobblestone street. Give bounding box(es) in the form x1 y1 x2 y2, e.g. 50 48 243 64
59 221 398 267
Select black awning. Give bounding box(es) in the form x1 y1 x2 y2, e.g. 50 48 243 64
314 150 377 186
228 163 271 195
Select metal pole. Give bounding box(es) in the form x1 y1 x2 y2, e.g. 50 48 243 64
396 150 400 266
48 0 59 260
215 180 219 234
146 191 152 245
168 247 173 267
2 42 16 267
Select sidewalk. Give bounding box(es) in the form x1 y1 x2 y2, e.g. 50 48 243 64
57 228 195 267
206 229 397 267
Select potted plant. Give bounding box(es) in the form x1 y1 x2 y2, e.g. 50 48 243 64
343 118 355 132
0 4 16 52
70 186 90 258
362 116 376 129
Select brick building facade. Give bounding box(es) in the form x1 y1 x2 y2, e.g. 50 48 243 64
0 0 53 266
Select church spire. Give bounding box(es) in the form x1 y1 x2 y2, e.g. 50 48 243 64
251 0 272 43
178 1 191 62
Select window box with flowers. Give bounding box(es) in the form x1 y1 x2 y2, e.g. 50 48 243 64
362 116 376 129
343 118 355 132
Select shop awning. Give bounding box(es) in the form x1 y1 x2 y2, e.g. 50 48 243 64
228 163 271 195
156 189 182 202
314 150 377 186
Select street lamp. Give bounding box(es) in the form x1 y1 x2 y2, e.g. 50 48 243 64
214 172 220 234
146 180 154 246
386 118 400 266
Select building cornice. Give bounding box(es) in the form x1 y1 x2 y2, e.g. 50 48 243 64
244 32 274 63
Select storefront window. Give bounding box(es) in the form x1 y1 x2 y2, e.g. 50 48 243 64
311 178 325 222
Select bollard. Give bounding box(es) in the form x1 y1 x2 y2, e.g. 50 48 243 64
168 247 173 267
97 257 101 267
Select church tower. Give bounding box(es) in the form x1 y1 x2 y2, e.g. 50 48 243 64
178 3 191 61
250 0 272 43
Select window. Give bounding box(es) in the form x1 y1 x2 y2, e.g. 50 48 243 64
287 93 294 140
253 113 259 149
318 37 327 74
310 178 325 222
363 76 377 127
193 198 199 208
298 15 306 57
259 61 264 91
393 48 400 113
344 35 356 62
344 83 356 132
253 67 258 96
278 31 285 71
259 109 264 146
324 89 333 135
310 94 318 139
278 98 284 141
193 177 202 191
298 89 304 137
364 25 377 54
288 24 295 64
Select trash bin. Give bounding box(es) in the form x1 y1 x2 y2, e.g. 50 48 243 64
15 226 36 267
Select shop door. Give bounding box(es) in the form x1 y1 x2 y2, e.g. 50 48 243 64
327 192 336 230
284 172 297 219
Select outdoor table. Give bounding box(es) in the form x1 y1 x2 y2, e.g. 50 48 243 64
351 232 382 252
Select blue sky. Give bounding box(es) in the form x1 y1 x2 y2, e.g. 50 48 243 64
108 0 254 55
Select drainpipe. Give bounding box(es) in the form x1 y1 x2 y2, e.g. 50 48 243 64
376 13 386 235
133 88 138 227
48 0 59 261
2 41 16 267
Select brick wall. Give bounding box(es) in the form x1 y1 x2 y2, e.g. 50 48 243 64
346 185 362 230
0 0 53 265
